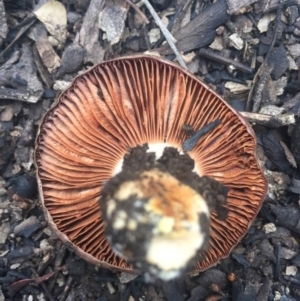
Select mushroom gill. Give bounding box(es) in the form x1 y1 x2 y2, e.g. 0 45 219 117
35 55 267 274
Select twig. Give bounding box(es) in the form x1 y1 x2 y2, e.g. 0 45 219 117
59 275 73 301
252 66 273 113
0 16 36 61
240 111 295 128
48 243 67 291
125 0 149 24
141 0 187 68
199 48 253 74
31 267 56 301
246 7 281 111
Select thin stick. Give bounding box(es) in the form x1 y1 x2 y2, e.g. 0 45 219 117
199 48 253 74
125 0 149 24
141 0 187 69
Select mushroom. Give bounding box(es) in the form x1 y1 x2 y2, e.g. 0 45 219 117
35 55 267 280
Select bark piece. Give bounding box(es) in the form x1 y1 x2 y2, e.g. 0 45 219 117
99 0 128 45
56 42 84 78
28 23 61 73
261 131 292 173
79 0 105 65
0 0 8 45
226 0 258 14
14 216 43 238
0 44 43 102
268 44 289 80
158 0 229 54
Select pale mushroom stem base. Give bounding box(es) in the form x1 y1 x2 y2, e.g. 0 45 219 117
100 144 229 281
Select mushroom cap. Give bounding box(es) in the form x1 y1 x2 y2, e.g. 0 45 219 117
35 55 267 273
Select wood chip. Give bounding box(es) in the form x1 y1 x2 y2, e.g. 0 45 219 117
79 0 105 65
118 272 139 283
28 23 61 72
287 55 298 70
0 0 8 42
106 282 116 294
240 111 296 127
257 12 276 32
268 45 289 80
226 0 258 15
275 76 287 95
148 28 161 44
286 43 300 58
53 80 71 91
280 140 297 168
228 33 244 50
99 1 128 45
209 36 224 51
259 105 285 115
0 222 11 244
262 223 276 234
34 1 67 49
56 42 84 78
225 81 251 93
286 266 298 276
0 87 43 103
0 105 14 122
0 44 43 102
158 0 229 54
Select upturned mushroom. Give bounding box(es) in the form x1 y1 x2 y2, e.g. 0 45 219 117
35 56 267 281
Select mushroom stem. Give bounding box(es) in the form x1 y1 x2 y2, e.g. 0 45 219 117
100 145 228 281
